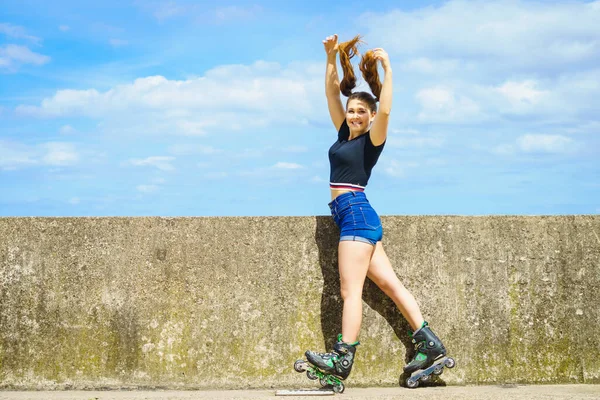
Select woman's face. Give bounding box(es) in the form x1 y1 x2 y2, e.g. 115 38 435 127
346 99 376 135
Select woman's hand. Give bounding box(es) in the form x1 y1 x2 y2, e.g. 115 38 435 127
323 34 339 56
372 48 391 71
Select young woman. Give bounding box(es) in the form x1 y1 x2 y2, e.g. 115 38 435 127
304 34 447 382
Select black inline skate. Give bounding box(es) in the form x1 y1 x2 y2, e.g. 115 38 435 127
294 334 359 393
403 321 455 388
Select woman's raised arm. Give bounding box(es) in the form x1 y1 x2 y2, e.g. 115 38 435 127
369 48 392 146
323 34 345 131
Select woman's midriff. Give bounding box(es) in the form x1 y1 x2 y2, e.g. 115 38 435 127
330 188 363 201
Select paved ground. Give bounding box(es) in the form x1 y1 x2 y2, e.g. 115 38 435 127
1 385 599 400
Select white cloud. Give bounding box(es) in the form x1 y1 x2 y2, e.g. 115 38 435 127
59 125 76 135
0 141 37 170
355 2 600 125
17 88 99 117
417 88 453 109
0 141 79 170
492 144 516 156
0 23 41 43
388 127 444 148
173 120 212 136
388 136 444 148
550 69 600 119
516 134 575 154
496 80 548 109
59 25 70 32
416 87 481 123
238 161 307 179
128 156 176 171
563 120 600 135
41 143 79 166
383 160 411 178
384 159 447 178
0 45 50 70
493 134 577 155
168 144 220 155
273 162 303 170
412 73 600 124
362 1 600 69
15 61 322 134
136 184 159 193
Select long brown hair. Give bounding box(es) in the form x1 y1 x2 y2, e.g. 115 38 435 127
338 35 362 98
338 35 382 112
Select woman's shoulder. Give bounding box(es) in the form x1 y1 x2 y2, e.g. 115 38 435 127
337 119 350 141
366 129 385 148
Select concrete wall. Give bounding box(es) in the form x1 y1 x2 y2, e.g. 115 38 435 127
0 216 599 389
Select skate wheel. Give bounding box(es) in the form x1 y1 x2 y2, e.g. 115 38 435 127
420 374 431 382
319 377 329 387
445 357 456 369
433 365 444 375
294 360 306 373
406 377 419 388
333 382 345 393
306 369 318 380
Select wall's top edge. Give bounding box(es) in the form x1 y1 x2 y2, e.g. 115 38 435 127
0 214 598 219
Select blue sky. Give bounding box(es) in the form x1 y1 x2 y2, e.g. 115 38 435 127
1 0 599 216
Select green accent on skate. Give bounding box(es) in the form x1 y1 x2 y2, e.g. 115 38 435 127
306 365 343 386
409 321 429 338
416 353 427 362
323 374 341 386
336 333 360 347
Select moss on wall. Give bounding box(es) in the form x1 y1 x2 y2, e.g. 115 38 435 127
0 216 599 389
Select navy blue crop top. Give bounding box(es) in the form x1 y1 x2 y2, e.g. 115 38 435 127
328 119 385 190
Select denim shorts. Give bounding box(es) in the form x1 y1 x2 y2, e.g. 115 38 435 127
328 191 383 246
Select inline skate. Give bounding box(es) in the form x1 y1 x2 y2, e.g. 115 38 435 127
403 321 455 388
294 334 359 393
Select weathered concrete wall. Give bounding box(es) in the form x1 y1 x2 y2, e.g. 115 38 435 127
0 216 598 389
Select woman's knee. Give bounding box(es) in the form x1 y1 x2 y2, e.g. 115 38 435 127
339 285 363 302
376 279 393 296
374 275 405 299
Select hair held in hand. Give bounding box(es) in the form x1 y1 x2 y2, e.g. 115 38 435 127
338 35 382 102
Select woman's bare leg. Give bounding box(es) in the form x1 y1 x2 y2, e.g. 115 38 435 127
366 242 424 330
337 240 374 343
